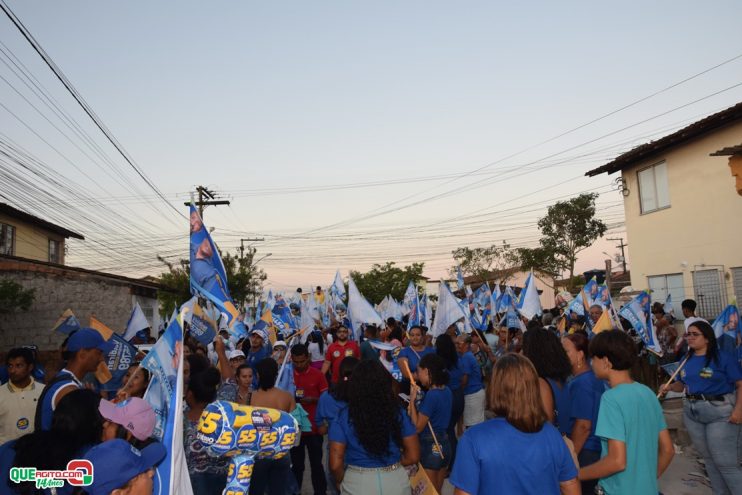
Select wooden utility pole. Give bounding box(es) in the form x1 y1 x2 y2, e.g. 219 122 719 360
240 238 264 259
606 237 628 273
184 186 230 218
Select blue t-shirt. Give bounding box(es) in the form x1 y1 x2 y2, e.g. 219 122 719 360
447 359 463 391
679 351 742 395
328 406 416 468
450 418 577 495
546 378 572 436
567 370 605 452
419 386 452 433
315 391 345 430
398 346 435 373
459 352 483 395
595 382 667 495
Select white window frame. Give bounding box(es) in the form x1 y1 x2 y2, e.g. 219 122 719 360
48 238 61 264
637 160 671 214
647 273 685 317
0 223 15 256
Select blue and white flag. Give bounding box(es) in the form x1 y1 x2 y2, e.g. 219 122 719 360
664 293 674 318
368 340 403 382
181 297 218 346
406 291 421 330
568 292 585 316
266 290 275 312
456 266 465 291
347 276 384 340
140 314 192 495
52 309 81 335
189 205 240 332
432 280 471 337
595 284 612 309
421 294 432 329
123 302 150 342
330 270 346 300
712 305 741 354
517 272 542 320
619 291 661 355
497 286 516 314
101 334 139 392
491 284 502 313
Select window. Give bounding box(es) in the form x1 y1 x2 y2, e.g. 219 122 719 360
638 161 670 213
0 223 15 255
647 273 685 317
732 267 742 311
692 268 726 320
48 239 61 264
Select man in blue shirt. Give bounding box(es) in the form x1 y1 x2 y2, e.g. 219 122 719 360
36 328 114 431
242 327 270 388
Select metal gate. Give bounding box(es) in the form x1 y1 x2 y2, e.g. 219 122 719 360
692 267 726 320
732 267 742 309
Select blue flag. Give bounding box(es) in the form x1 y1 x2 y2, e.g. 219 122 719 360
52 309 81 335
100 334 139 392
619 291 661 355
712 305 741 354
189 204 240 333
456 266 465 291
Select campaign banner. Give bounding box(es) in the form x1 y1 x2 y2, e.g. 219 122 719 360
100 334 139 392
189 205 240 331
618 291 661 355
712 304 741 354
368 340 403 382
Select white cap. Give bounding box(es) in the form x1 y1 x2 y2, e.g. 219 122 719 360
273 340 287 349
227 349 245 360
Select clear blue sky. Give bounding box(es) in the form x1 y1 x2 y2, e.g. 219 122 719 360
2 1 741 291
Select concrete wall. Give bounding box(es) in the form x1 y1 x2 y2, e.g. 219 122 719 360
0 212 65 264
621 121 742 318
0 266 155 352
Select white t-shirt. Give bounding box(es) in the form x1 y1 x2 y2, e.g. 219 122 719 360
307 341 325 363
683 316 708 333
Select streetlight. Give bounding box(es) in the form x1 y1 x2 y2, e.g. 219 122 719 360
254 253 272 265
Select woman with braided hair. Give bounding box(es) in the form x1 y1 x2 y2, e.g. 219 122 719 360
328 359 419 494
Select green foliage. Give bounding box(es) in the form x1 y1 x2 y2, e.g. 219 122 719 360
157 247 267 317
349 262 425 305
450 244 510 283
507 246 561 276
537 192 607 285
0 279 36 313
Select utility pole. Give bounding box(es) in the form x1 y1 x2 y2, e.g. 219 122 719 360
606 237 628 274
240 238 265 259
184 186 230 218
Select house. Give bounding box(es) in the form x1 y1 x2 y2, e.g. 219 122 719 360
586 102 742 319
0 204 167 350
0 203 84 265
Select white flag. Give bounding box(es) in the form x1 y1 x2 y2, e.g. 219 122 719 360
347 276 383 340
123 302 150 341
432 281 471 337
517 272 543 320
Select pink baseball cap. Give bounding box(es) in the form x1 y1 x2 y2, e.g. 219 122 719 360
99 397 156 441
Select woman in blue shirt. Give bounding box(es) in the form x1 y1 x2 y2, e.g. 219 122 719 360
661 320 742 494
408 353 452 493
435 334 464 468
523 327 573 435
450 353 579 495
397 326 435 391
562 331 605 495
328 359 420 495
317 357 359 495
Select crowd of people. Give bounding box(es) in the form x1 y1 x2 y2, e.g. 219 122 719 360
0 294 740 495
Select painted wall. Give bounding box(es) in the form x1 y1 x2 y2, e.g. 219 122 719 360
620 121 742 319
0 212 65 264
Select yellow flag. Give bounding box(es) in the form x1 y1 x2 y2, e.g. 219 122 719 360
89 315 114 340
592 309 613 334
260 309 277 344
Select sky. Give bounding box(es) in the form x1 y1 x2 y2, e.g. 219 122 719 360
2 1 742 293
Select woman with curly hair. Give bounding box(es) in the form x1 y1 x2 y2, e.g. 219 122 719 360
522 327 573 435
329 359 420 495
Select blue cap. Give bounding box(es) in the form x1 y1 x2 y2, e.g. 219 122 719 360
67 328 116 353
83 439 166 495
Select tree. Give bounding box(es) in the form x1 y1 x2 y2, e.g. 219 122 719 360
450 244 511 283
0 279 35 314
537 193 607 286
349 262 425 305
507 246 561 276
157 247 267 316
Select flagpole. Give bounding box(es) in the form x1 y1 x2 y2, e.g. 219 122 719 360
657 354 690 399
399 359 444 460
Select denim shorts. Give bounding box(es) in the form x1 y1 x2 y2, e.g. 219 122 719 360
420 431 451 470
